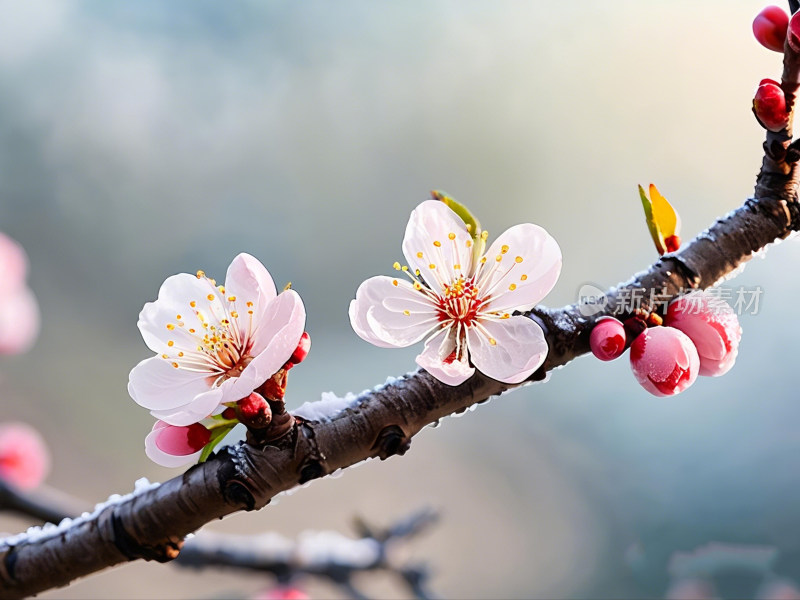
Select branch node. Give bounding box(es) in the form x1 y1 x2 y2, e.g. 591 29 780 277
373 425 411 460
110 510 183 563
298 460 323 484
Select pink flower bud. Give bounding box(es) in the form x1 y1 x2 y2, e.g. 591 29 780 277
665 291 741 377
145 420 211 467
629 326 699 397
0 422 51 490
753 78 788 132
590 317 626 361
288 331 311 366
753 6 789 52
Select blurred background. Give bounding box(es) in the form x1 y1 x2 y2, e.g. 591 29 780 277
1 0 799 598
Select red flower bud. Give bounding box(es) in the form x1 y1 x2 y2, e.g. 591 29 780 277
236 392 272 429
753 78 788 132
789 9 800 52
753 6 789 52
288 331 311 366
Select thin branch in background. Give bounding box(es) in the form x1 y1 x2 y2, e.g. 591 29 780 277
0 478 437 600
174 508 439 600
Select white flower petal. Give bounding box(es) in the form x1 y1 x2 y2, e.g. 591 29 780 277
416 328 474 386
144 424 202 468
149 387 225 426
402 200 474 290
349 277 402 348
467 315 548 383
138 273 220 355
350 276 438 348
224 253 277 328
225 290 306 398
479 223 561 313
128 356 213 411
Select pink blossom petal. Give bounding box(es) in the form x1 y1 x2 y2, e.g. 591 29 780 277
149 387 225 426
144 422 203 468
0 286 39 355
138 273 219 355
480 223 562 313
0 422 50 490
350 276 438 348
416 328 474 386
226 290 305 399
128 356 215 411
467 315 548 383
0 233 29 294
402 200 474 288
224 253 278 328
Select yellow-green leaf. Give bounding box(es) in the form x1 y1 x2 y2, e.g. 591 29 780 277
638 183 681 255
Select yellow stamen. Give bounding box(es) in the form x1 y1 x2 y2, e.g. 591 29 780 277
433 241 441 247
501 245 509 254
448 232 456 240
515 256 523 263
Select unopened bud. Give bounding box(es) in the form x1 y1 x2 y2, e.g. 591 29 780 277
753 78 788 132
789 9 800 52
288 332 311 366
236 392 272 429
753 6 789 53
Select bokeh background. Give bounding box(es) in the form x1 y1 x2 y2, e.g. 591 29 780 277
1 1 799 598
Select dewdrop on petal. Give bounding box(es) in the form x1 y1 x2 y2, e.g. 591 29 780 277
629 326 699 397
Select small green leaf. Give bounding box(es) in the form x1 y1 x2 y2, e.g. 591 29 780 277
638 184 666 255
198 423 236 463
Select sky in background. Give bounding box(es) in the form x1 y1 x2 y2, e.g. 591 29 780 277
1 1 799 598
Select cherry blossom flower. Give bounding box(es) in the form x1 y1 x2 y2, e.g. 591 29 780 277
0 232 39 355
144 420 211 468
0 422 51 490
129 253 306 426
349 200 561 386
665 291 741 377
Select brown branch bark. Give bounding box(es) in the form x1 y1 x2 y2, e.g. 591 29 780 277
4 12 800 600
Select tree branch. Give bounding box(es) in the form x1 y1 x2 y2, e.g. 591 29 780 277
4 13 800 600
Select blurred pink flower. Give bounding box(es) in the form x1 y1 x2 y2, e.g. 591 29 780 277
0 233 28 292
252 586 309 600
0 232 39 355
144 420 211 468
0 422 50 490
349 200 561 386
129 253 306 426
666 291 741 377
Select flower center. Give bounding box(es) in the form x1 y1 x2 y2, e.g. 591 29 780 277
437 277 481 325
